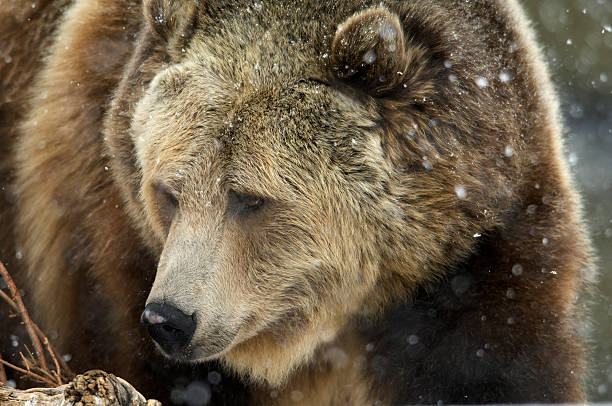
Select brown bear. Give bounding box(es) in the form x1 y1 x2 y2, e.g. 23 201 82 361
0 0 594 404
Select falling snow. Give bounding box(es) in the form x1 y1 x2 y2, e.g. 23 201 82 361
455 185 467 199
475 77 489 88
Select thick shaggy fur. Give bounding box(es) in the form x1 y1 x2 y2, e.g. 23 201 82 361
0 0 593 404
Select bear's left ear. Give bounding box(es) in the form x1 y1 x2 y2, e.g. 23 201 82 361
331 7 411 96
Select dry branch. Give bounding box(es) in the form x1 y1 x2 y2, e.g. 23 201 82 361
0 261 73 386
0 354 7 385
0 369 162 405
0 261 47 372
1 263 160 405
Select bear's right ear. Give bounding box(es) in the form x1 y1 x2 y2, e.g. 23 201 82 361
144 0 197 45
331 7 418 96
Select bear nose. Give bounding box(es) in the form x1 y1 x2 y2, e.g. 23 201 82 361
141 302 196 355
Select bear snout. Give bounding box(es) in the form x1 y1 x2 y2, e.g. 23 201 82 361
141 302 196 356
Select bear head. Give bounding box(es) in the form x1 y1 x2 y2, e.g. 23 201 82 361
104 0 516 386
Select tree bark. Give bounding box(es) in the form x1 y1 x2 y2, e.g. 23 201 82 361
0 370 161 406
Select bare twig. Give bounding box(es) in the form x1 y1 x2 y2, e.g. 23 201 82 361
1 260 74 386
20 347 55 385
20 345 62 387
19 351 31 373
0 261 47 372
43 337 63 386
0 289 16 313
0 358 57 387
0 354 7 385
35 325 72 378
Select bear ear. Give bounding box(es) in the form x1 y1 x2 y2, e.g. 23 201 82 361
331 7 409 96
144 0 197 44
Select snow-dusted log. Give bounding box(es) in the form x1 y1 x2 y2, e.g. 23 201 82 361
0 370 161 406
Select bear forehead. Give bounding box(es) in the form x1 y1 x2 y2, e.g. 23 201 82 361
140 0 386 148
178 1 364 91
146 58 377 151
135 0 389 190
139 65 381 195
192 1 348 55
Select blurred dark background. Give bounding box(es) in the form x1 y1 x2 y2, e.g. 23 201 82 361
523 0 612 402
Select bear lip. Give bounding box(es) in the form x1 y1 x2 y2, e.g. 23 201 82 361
162 329 241 362
179 312 265 362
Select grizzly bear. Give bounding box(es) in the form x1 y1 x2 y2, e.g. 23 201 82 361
0 0 593 404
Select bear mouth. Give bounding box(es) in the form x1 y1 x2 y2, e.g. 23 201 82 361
163 329 241 363
153 339 230 363
177 317 265 363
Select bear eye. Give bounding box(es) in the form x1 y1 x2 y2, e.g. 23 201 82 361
152 182 179 233
227 189 265 215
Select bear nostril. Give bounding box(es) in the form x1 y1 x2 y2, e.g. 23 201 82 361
142 309 167 324
141 302 196 356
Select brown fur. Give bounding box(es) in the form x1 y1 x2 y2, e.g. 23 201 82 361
0 0 593 404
